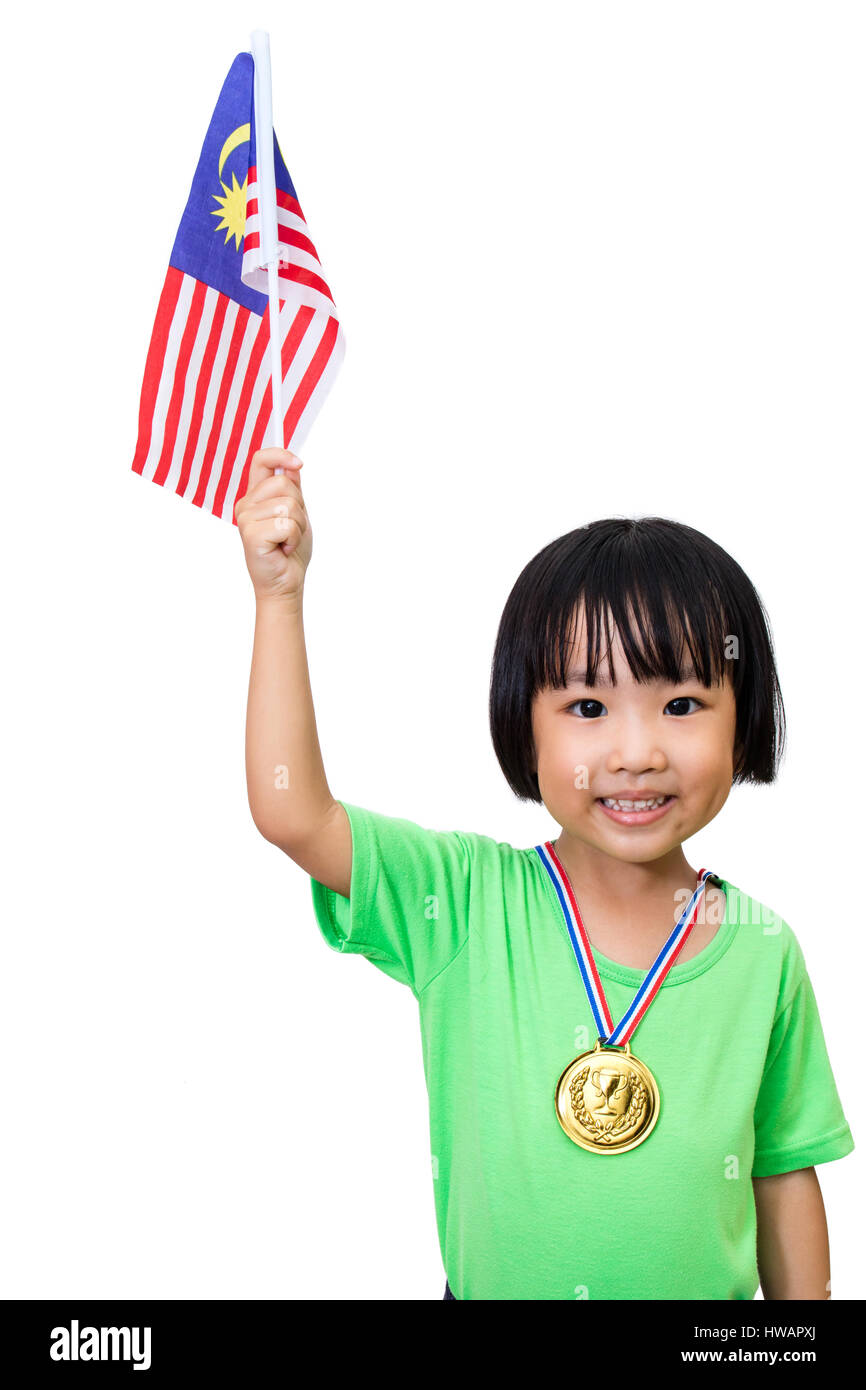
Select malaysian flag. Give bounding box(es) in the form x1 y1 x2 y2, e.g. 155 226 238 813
132 52 344 523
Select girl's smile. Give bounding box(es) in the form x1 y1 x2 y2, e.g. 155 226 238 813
595 793 677 826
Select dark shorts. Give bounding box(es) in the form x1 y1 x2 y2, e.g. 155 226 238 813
443 1281 456 1300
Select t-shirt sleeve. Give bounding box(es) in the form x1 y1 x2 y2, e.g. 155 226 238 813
752 944 855 1177
309 800 472 996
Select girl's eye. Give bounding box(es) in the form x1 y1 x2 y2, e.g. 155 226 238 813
666 697 703 715
566 696 704 718
568 700 606 718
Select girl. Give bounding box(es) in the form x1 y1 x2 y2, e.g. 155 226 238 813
239 447 854 1301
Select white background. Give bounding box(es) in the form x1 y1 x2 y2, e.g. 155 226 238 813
2 0 863 1300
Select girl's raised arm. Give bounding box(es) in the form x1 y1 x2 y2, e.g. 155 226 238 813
238 447 351 899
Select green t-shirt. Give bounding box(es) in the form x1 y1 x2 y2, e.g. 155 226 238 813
309 801 855 1300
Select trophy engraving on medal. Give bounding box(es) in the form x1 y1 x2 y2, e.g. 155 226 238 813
590 1065 630 1113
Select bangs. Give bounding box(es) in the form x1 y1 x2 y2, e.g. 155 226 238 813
535 559 734 693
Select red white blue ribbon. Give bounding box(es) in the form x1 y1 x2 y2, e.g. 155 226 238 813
535 841 721 1046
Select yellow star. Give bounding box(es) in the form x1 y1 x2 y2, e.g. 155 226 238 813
211 170 249 250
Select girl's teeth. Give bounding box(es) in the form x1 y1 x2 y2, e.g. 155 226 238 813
601 796 669 810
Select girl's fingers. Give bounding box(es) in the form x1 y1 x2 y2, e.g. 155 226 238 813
245 513 301 554
239 472 306 513
247 449 304 493
236 487 304 530
250 447 302 463
239 497 308 534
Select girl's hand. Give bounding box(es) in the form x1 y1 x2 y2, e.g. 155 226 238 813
235 448 312 602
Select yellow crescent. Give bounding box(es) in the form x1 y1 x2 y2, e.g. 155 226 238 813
218 124 251 180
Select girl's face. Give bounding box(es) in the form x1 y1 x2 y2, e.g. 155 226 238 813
530 616 739 866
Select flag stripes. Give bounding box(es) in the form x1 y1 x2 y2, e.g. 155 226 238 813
132 266 344 524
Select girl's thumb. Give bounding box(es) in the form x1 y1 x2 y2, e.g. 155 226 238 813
276 453 303 476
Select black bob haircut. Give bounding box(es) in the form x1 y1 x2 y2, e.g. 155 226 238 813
489 517 786 804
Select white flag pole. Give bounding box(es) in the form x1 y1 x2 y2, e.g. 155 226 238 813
250 29 285 471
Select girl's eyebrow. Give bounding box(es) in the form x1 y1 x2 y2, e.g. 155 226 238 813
565 664 699 688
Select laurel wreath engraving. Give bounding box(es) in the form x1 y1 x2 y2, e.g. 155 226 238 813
569 1065 648 1144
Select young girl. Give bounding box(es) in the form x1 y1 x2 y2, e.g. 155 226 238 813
239 447 854 1301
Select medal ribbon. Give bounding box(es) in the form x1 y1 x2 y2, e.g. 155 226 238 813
535 841 721 1046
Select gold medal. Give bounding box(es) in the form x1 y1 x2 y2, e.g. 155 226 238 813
554 1038 660 1153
